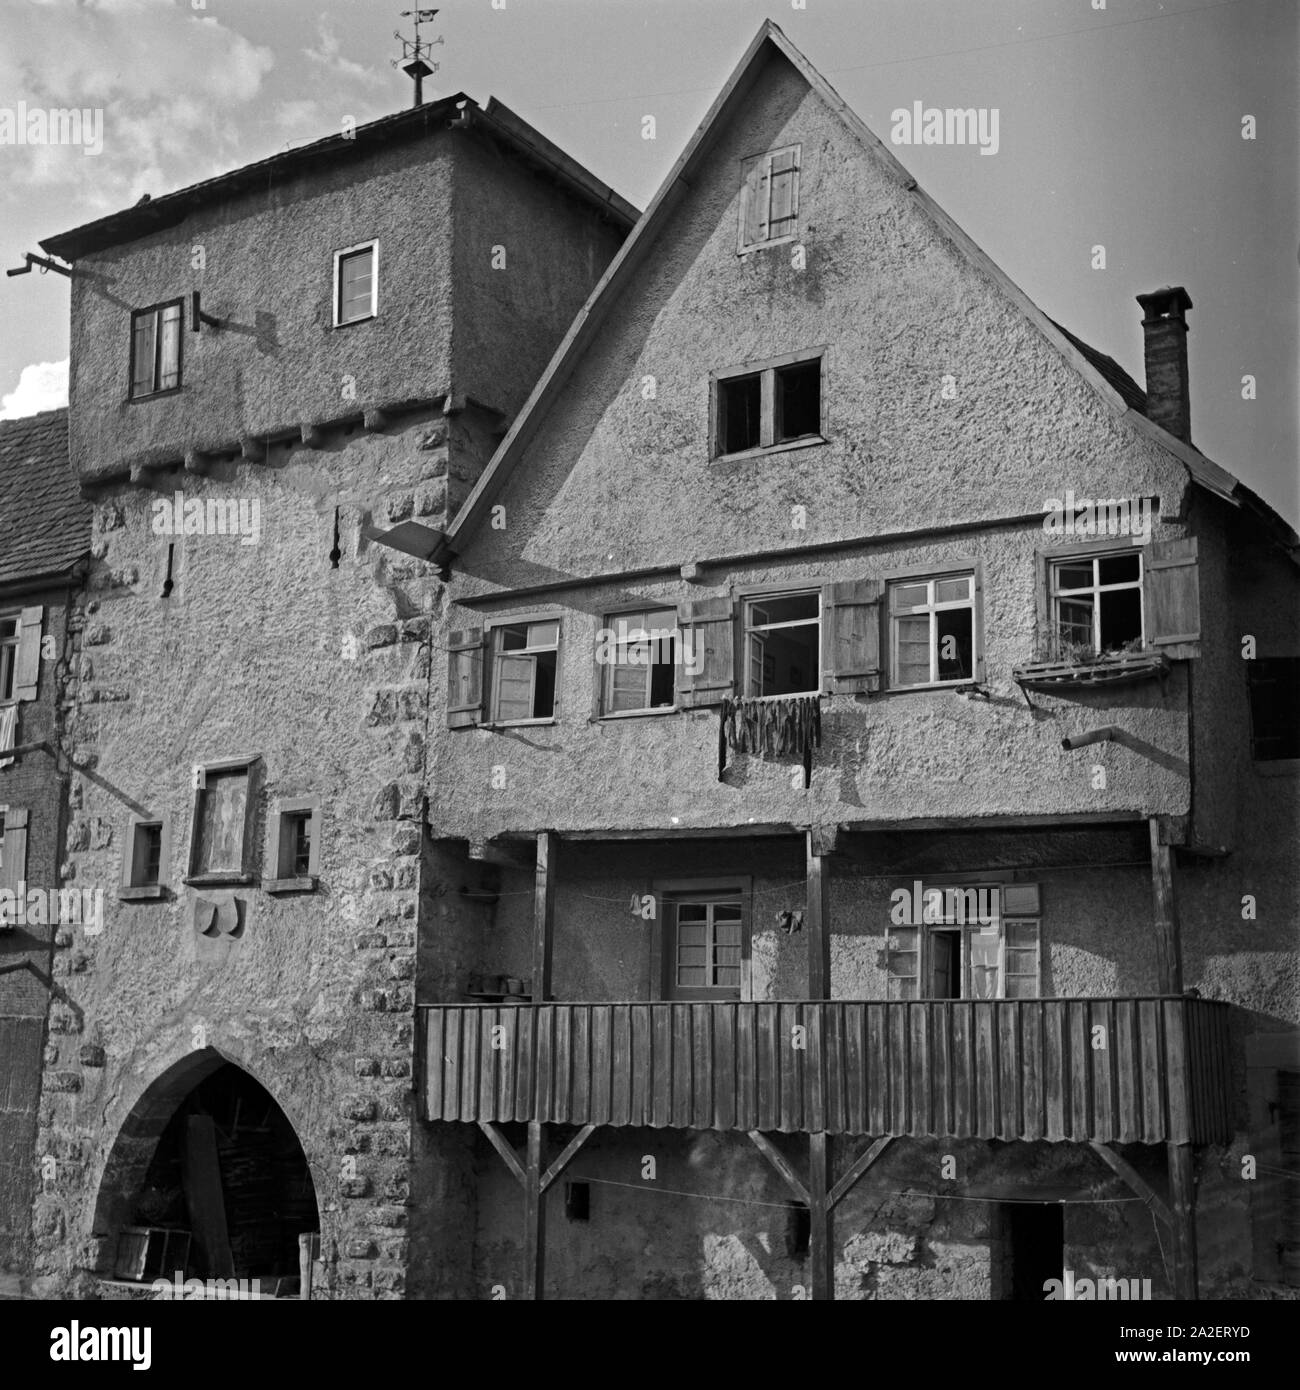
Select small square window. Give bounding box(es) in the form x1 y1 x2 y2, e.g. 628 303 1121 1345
121 815 168 900
713 354 824 459
738 144 801 253
129 300 183 399
490 620 559 724
334 242 377 326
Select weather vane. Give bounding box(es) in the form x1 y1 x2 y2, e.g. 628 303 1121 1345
393 9 443 108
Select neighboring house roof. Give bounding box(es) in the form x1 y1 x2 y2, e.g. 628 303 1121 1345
442 20 1297 562
40 95 638 262
0 408 91 587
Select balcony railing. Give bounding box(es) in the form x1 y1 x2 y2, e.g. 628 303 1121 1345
418 997 1232 1144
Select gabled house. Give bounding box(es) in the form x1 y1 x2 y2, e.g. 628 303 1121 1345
0 408 90 1291
418 22 1300 1300
19 93 634 1298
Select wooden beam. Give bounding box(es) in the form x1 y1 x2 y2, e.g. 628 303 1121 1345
181 1115 234 1278
747 1131 809 1206
828 1136 893 1210
809 1132 834 1301
533 831 557 1002
478 1121 526 1187
523 1120 546 1301
806 832 831 1000
468 839 536 872
809 824 842 857
540 1124 596 1194
1148 818 1183 994
1087 1141 1172 1226
1167 1143 1199 1299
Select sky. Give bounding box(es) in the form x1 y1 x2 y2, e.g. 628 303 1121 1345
0 0 1295 524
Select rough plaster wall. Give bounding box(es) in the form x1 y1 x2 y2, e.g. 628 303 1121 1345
451 133 628 423
467 1128 1182 1300
28 425 445 1298
0 590 73 1275
435 531 1193 839
458 57 1189 581
67 144 457 486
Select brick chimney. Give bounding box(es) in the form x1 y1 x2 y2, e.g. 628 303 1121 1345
1136 286 1193 444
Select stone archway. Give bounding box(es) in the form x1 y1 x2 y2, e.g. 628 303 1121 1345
93 1049 320 1290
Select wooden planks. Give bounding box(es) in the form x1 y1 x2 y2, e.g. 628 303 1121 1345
419 997 1233 1144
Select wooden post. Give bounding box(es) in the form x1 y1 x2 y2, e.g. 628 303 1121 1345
1148 817 1183 995
809 1131 834 1300
1167 1142 1199 1299
534 831 557 1002
806 831 830 1001
523 1120 545 1301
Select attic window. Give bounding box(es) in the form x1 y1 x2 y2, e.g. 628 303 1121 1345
713 351 825 460
334 241 378 326
738 144 801 253
129 299 182 399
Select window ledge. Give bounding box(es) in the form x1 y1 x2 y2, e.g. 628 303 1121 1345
712 435 827 465
125 387 183 405
265 876 318 894
331 314 377 330
596 707 678 722
480 718 557 730
118 885 166 902
183 872 255 887
883 680 977 696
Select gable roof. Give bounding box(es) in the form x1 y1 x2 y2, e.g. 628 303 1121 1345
41 95 637 263
441 20 1296 564
0 408 91 587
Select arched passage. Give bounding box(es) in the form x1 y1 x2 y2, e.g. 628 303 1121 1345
94 1050 320 1288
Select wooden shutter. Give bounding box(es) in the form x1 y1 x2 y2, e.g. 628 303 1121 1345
1 807 28 896
676 597 735 708
1144 537 1200 659
14 606 42 701
446 627 485 728
822 580 883 694
768 146 800 238
739 153 767 250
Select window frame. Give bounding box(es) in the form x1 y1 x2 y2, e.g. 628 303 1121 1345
711 348 827 462
596 604 679 720
484 611 563 728
120 813 169 901
266 795 322 894
651 876 754 1002
1048 548 1145 658
737 143 802 255
0 613 18 703
127 298 184 401
185 755 260 886
884 560 983 692
333 240 379 328
1247 656 1300 768
1036 540 1147 660
739 586 823 699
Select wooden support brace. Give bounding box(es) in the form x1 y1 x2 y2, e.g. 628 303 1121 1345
478 1121 526 1187
540 1124 596 1194
533 831 557 1003
809 1132 834 1301
747 1131 809 1206
1088 1141 1172 1227
828 1136 893 1210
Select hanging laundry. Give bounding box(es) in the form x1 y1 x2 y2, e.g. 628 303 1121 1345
718 694 821 787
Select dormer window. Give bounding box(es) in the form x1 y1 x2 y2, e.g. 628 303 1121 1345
334 241 378 326
129 300 182 399
738 144 801 253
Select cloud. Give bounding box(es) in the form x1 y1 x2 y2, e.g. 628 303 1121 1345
304 18 385 87
0 358 69 419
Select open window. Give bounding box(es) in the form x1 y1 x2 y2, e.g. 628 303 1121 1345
1049 552 1142 659
599 608 677 716
129 300 183 399
488 618 559 725
886 883 1041 1000
712 351 825 459
267 796 321 893
1248 658 1300 762
0 607 43 704
121 814 169 901
887 571 979 689
0 807 27 931
334 241 378 326
185 758 259 886
742 592 820 697
738 144 801 253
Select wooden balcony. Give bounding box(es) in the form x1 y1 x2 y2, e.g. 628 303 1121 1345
418 997 1232 1145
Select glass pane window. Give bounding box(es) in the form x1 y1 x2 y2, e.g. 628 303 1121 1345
129 301 182 398
1049 552 1143 658
714 354 823 457
670 895 744 995
602 608 676 714
336 245 376 325
888 573 975 688
490 620 559 723
0 616 18 702
744 592 820 696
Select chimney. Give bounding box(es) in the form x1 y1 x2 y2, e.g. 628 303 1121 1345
1136 286 1193 444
